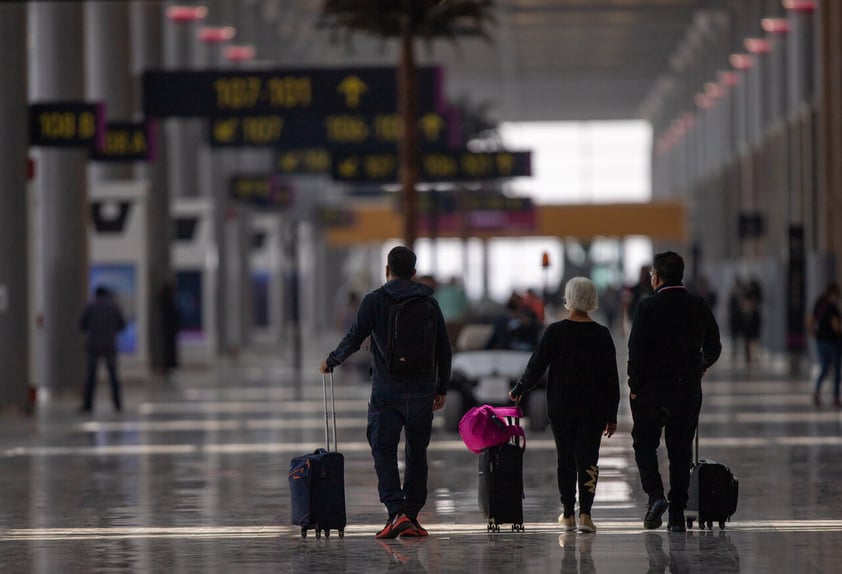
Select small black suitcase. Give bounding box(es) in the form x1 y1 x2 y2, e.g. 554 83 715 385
685 429 739 530
477 410 525 532
288 372 346 539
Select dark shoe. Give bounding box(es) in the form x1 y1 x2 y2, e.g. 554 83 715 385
375 513 413 539
644 498 669 529
667 512 687 532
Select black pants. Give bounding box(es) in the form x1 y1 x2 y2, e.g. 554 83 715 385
631 389 701 513
83 352 122 411
549 414 605 515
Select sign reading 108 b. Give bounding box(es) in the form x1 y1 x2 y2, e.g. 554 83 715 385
29 102 105 148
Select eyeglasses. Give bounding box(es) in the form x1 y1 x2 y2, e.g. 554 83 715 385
649 270 656 277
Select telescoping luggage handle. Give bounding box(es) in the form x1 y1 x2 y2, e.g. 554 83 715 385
694 426 700 465
322 372 339 452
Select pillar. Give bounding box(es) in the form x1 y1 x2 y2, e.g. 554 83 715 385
0 4 29 411
30 2 88 397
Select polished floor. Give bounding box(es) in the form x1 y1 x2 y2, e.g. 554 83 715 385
3 335 842 573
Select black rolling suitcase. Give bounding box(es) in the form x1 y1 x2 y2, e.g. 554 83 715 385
288 372 346 539
477 408 525 532
685 428 739 530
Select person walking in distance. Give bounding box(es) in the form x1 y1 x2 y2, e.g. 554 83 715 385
508 277 620 533
79 286 127 413
628 252 722 532
807 282 842 407
319 246 452 539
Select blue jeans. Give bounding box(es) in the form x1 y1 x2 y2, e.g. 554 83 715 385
814 340 841 399
366 392 435 519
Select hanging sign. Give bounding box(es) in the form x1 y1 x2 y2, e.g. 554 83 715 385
29 102 106 149
143 67 444 117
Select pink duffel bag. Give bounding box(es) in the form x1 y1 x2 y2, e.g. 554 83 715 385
458 405 526 454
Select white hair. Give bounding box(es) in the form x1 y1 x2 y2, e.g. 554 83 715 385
564 276 598 312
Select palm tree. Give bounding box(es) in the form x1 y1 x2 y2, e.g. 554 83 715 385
319 0 495 250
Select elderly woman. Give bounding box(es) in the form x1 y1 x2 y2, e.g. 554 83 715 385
509 277 620 533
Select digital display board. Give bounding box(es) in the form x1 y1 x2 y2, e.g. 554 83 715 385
143 67 444 117
331 150 532 183
30 102 105 149
91 121 158 162
229 174 293 209
89 263 138 355
208 111 455 149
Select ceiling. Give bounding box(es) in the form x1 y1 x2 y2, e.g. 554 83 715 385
227 0 725 123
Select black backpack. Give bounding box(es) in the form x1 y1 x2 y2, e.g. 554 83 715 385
380 291 439 374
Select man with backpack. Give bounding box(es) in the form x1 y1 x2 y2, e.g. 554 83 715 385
319 246 452 539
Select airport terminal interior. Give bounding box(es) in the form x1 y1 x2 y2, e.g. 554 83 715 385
4 0 842 572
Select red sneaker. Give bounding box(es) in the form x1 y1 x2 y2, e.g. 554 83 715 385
375 513 413 539
401 517 428 537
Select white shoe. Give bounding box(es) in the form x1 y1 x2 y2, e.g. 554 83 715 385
578 513 596 533
558 514 577 531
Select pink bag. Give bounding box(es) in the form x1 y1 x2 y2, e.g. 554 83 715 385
458 405 526 454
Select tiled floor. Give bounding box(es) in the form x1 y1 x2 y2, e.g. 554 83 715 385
3 336 842 573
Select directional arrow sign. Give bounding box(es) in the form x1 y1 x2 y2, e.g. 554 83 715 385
330 150 532 183
207 111 457 149
144 67 444 117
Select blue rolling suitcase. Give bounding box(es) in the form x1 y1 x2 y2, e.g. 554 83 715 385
288 372 346 539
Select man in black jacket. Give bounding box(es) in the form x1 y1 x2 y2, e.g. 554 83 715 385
79 286 127 413
319 246 451 539
628 251 721 532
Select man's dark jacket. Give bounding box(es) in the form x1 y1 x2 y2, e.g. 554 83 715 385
79 298 126 355
326 279 452 397
627 282 722 400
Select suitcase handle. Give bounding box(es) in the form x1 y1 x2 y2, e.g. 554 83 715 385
323 372 338 452
694 425 699 464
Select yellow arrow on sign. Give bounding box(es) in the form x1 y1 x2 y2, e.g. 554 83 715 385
337 75 368 108
213 118 238 143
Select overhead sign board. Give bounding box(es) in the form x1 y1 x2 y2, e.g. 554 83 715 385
417 191 536 234
143 67 444 117
229 174 293 209
331 150 532 183
29 102 105 149
209 111 456 149
275 148 333 175
91 121 158 162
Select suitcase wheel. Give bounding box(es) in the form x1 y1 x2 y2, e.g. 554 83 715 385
512 524 524 532
487 521 500 533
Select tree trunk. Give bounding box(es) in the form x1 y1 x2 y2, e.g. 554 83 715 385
398 29 419 249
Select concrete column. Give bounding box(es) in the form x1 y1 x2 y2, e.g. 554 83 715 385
30 2 88 396
818 0 842 266
0 4 30 412
85 1 132 182
132 3 172 373
164 4 205 198
196 27 236 356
